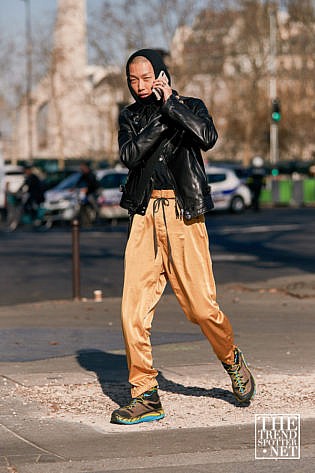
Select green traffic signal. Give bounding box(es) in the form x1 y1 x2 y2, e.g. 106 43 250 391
272 111 281 122
271 99 281 122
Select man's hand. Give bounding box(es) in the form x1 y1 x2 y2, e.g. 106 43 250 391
152 76 172 103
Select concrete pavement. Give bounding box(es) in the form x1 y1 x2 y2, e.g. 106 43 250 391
0 274 314 472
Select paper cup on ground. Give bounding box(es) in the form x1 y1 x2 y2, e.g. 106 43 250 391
94 290 103 302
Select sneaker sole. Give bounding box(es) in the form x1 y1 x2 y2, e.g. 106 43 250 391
111 409 165 425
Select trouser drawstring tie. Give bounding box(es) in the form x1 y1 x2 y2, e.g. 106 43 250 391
152 197 173 272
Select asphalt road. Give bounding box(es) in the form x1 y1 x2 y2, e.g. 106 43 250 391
0 207 314 306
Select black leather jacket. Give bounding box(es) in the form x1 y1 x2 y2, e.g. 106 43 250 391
119 94 218 220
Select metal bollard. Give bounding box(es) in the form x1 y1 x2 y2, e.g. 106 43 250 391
72 219 81 300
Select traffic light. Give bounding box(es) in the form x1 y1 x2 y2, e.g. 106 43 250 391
271 99 281 122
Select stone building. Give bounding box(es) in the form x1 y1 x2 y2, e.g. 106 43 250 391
15 0 125 168
13 1 315 168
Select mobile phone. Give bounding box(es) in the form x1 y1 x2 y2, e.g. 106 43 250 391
152 70 168 101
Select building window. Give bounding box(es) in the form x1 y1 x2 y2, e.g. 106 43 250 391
37 102 49 149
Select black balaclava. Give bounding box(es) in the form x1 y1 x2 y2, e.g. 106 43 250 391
126 49 171 105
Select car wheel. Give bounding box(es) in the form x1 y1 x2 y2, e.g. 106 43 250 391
230 196 245 213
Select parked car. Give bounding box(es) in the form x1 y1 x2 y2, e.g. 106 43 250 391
97 168 128 220
42 169 76 191
205 165 252 213
43 168 128 223
43 172 85 223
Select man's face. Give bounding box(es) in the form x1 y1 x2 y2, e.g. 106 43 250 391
128 59 155 99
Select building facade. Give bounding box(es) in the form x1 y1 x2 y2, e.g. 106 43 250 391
12 1 315 168
14 0 125 168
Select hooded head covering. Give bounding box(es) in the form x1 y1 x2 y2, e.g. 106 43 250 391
126 49 171 105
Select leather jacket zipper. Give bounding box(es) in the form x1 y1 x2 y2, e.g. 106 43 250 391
160 156 184 216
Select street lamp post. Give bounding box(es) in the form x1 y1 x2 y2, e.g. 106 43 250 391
21 0 33 162
269 5 279 165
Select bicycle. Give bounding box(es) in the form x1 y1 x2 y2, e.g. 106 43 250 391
6 190 52 231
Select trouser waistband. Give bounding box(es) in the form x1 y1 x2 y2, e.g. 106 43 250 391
151 190 176 199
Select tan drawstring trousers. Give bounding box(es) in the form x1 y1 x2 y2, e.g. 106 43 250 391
122 190 236 398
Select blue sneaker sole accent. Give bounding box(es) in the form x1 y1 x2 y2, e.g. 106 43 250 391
111 411 165 425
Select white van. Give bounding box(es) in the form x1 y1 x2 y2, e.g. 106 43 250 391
0 164 25 216
4 165 25 193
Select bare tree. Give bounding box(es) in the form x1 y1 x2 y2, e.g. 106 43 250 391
278 0 315 159
223 0 271 163
0 33 24 108
88 0 209 65
0 33 24 160
172 0 315 163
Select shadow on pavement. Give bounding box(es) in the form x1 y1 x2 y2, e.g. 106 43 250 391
76 349 248 409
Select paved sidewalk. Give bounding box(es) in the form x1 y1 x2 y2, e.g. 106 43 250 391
0 275 314 472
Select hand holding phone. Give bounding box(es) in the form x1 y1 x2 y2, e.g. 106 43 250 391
152 71 169 101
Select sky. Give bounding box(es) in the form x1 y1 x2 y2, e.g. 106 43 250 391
0 0 101 40
0 1 54 39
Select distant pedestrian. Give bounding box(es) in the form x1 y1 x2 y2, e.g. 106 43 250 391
21 164 45 220
247 156 266 212
76 161 100 218
77 161 99 200
111 49 256 425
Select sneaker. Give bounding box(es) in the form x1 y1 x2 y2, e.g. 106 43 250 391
110 387 165 425
222 348 256 403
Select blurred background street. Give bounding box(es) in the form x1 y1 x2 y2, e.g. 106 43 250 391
0 206 314 306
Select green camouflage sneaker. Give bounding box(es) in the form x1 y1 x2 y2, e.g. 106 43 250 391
110 387 165 425
222 348 256 403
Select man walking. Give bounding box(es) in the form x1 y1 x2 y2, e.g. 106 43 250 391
111 49 255 425
21 164 45 221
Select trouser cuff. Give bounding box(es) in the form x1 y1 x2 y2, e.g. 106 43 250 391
131 380 159 398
